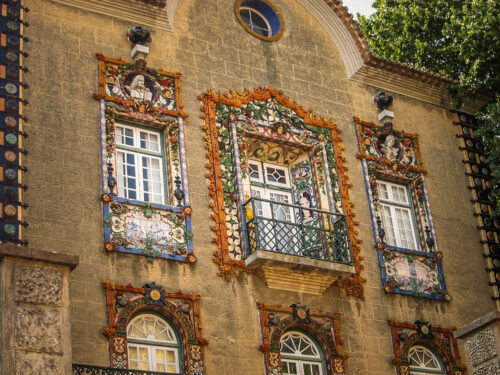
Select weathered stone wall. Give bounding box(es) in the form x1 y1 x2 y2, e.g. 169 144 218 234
20 0 496 374
0 245 77 375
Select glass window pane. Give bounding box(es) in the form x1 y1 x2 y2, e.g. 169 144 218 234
139 131 160 152
117 151 137 200
249 162 261 180
166 350 176 363
128 346 138 360
266 166 287 185
116 126 135 146
167 364 177 372
156 364 166 372
139 347 148 360
156 348 166 362
379 182 389 200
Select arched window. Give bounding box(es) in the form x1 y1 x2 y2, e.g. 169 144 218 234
280 331 325 375
409 345 445 375
127 313 182 372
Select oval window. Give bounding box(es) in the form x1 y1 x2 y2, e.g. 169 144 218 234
235 0 284 41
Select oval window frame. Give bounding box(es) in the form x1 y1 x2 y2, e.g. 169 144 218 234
234 0 285 42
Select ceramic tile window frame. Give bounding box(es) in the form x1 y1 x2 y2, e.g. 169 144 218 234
102 281 207 373
257 301 347 375
95 54 194 263
354 117 449 301
388 319 465 375
199 87 364 298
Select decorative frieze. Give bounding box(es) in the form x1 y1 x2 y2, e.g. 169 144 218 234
15 354 62 375
14 264 62 306
15 306 62 354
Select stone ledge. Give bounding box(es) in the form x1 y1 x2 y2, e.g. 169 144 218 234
0 243 79 270
245 249 355 295
455 311 500 338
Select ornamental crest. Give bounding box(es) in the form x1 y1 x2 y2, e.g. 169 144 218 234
95 53 187 120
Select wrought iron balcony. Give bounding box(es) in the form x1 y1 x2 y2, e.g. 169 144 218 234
242 197 353 265
72 364 189 375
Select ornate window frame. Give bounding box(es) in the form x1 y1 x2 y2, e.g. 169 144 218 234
102 281 207 373
199 87 364 298
95 54 195 263
127 313 182 372
388 319 465 375
257 301 346 375
354 117 449 301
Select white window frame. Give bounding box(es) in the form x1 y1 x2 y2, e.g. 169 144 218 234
239 7 271 37
127 343 180 372
248 160 264 183
280 331 324 375
115 123 166 205
377 180 419 251
409 345 445 375
262 162 290 188
251 185 294 222
127 314 181 373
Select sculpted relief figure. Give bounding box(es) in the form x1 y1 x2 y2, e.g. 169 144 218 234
381 134 400 161
126 74 153 101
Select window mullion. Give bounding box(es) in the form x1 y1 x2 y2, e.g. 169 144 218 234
390 205 402 248
137 153 145 202
149 345 156 371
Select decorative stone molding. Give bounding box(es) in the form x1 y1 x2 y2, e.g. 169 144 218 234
49 0 179 32
14 264 62 306
15 354 62 375
0 244 77 375
456 311 500 375
466 329 497 367
15 306 62 354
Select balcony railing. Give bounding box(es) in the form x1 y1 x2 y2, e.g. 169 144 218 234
72 364 190 375
242 197 353 265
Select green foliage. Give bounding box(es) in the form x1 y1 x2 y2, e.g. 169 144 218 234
359 0 499 218
358 0 499 96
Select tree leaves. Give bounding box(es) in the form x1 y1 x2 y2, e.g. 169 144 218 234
359 0 499 219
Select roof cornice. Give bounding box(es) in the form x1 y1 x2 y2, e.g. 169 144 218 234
299 0 484 113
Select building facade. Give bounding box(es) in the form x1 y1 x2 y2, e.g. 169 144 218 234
0 0 498 374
